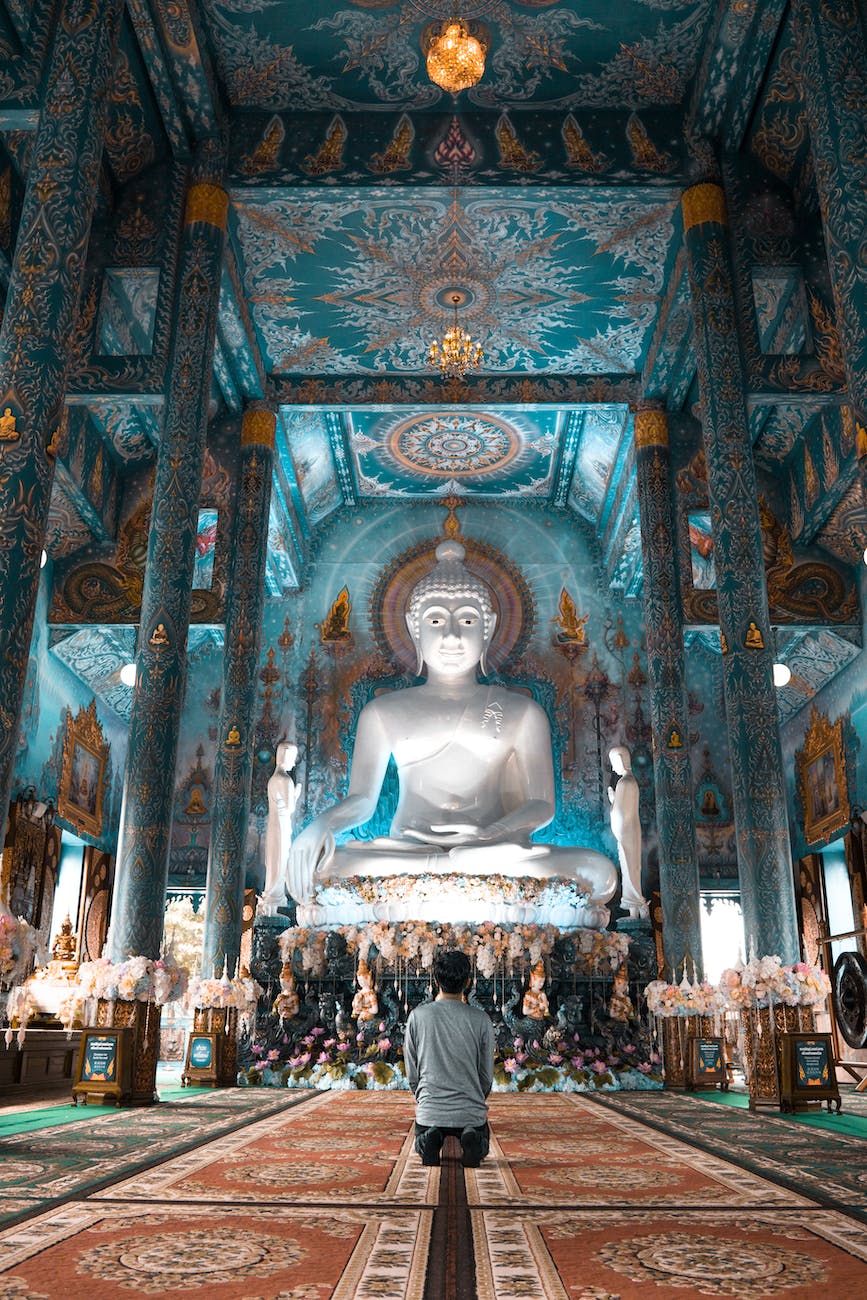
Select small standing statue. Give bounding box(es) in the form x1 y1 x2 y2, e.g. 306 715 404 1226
352 958 379 1022
521 960 550 1020
261 740 300 916
608 745 649 920
273 961 300 1021
608 964 634 1022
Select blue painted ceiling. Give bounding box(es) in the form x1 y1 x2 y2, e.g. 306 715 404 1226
3 0 858 720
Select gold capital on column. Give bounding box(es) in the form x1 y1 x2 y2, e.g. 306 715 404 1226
634 408 669 449
185 183 229 230
241 407 276 449
681 182 727 232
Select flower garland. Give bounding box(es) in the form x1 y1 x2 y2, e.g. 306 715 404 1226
279 920 629 980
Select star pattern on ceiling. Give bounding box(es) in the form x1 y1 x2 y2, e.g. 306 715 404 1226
232 187 678 374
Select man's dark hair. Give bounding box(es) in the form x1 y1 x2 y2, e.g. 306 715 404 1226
433 949 471 995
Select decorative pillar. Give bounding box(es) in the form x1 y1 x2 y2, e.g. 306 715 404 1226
201 405 276 977
681 181 799 964
634 407 703 977
109 158 228 961
795 0 867 451
0 0 124 829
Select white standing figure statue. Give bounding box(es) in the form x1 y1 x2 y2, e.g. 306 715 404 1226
260 740 300 916
607 745 649 919
286 540 618 925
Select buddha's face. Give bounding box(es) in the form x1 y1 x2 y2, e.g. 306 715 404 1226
276 742 297 770
417 595 491 677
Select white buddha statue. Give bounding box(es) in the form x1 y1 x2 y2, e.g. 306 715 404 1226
286 541 617 926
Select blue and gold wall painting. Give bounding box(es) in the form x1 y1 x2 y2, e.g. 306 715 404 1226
231 188 677 376
12 581 126 856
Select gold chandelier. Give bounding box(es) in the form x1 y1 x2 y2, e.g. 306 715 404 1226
429 292 483 379
425 17 486 94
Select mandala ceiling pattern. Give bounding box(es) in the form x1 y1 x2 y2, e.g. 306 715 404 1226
232 187 677 374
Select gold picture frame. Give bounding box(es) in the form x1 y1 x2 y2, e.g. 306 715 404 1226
58 701 108 839
798 706 849 846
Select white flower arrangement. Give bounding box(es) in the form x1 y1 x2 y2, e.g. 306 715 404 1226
73 953 189 1007
279 919 629 979
0 908 39 988
645 957 831 1017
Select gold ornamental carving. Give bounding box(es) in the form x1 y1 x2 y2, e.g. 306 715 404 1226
241 407 276 449
681 182 727 232
634 408 669 449
58 700 109 840
185 182 229 231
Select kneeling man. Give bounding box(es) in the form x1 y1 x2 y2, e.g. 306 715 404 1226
404 949 495 1168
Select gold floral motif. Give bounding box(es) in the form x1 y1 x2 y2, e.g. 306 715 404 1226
303 116 347 176
634 408 668 449
369 114 414 174
184 183 229 231
681 182 727 231
561 115 607 172
241 407 276 449
626 114 674 172
495 114 541 173
240 116 285 176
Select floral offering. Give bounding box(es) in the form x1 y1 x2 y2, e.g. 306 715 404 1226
187 970 264 1018
279 919 628 980
718 956 830 1010
73 952 189 1007
644 975 724 1019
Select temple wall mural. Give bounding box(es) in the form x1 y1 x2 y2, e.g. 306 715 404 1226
11 574 126 855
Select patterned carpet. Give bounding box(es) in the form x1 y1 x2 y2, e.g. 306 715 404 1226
0 1089 865 1297
590 1089 867 1225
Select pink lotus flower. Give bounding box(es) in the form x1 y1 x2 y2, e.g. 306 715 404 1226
266 1049 281 1063
637 1062 652 1074
337 1042 351 1053
317 1051 329 1063
548 1053 563 1065
592 1060 608 1074
515 1051 528 1064
377 1037 391 1053
311 1026 325 1037
503 1058 519 1073
297 1051 311 1066
324 1038 336 1048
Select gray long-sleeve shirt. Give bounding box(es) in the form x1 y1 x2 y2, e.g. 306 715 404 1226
403 998 495 1128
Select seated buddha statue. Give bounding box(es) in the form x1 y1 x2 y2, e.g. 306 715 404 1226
286 541 617 926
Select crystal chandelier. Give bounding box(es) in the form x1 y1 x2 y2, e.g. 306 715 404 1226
425 17 486 94
429 292 483 379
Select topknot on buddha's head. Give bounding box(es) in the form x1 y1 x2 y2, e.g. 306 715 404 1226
406 541 496 640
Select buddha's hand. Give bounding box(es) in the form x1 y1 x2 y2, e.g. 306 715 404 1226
286 826 335 902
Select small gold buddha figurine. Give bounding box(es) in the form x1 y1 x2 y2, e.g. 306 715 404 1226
667 727 683 749
608 965 634 1023
522 960 550 1020
0 406 18 441
273 961 300 1020
149 622 169 647
321 586 352 643
185 787 207 816
745 620 764 649
50 915 78 974
352 958 379 1022
720 631 728 655
226 724 241 746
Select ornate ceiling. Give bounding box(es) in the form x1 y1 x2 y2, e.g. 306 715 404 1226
0 0 861 721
